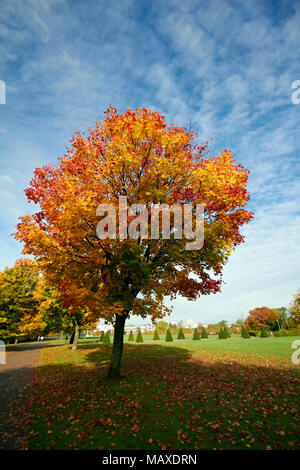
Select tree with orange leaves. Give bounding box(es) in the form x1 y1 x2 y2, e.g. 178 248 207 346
36 279 98 350
245 306 280 331
15 106 253 378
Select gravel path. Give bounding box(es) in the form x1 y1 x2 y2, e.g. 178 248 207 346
0 342 48 449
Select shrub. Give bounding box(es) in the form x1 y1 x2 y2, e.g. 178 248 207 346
260 328 270 338
192 328 200 340
165 328 173 342
218 328 226 339
224 326 231 338
241 327 250 339
136 330 143 342
201 328 208 339
177 328 185 339
103 330 111 344
128 330 134 341
153 328 160 340
273 329 300 337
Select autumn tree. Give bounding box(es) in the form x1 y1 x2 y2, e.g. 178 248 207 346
245 307 279 331
289 290 300 327
0 260 46 343
37 278 98 350
15 106 252 378
35 281 73 337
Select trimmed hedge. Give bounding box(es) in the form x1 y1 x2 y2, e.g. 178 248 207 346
241 326 250 339
100 331 105 342
218 328 227 339
273 329 300 337
136 330 143 342
165 328 173 342
201 328 208 339
128 330 134 341
224 326 231 338
153 329 160 340
192 328 200 340
177 328 185 340
103 331 111 344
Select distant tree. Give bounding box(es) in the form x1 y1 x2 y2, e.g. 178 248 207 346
157 321 169 333
273 307 289 330
128 330 134 341
165 328 173 342
0 260 45 343
206 324 218 334
218 320 228 328
177 328 185 339
153 328 160 340
201 327 208 338
236 319 244 328
289 290 300 327
136 330 143 343
245 307 279 331
192 328 200 340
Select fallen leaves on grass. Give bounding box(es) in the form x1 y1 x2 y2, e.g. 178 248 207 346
27 344 300 450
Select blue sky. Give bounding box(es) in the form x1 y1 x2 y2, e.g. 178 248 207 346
0 0 299 325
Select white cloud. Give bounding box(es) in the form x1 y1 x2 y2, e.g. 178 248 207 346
0 0 299 324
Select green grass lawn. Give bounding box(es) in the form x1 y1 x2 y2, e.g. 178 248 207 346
26 336 300 450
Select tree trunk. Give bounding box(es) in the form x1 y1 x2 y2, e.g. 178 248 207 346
69 329 75 344
72 323 80 351
107 314 127 379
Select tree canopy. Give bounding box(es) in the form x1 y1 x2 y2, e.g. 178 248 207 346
245 306 279 331
15 106 253 377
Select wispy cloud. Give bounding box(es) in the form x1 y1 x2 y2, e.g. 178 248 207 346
0 0 299 323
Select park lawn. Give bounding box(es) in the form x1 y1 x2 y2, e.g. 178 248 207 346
27 337 300 450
